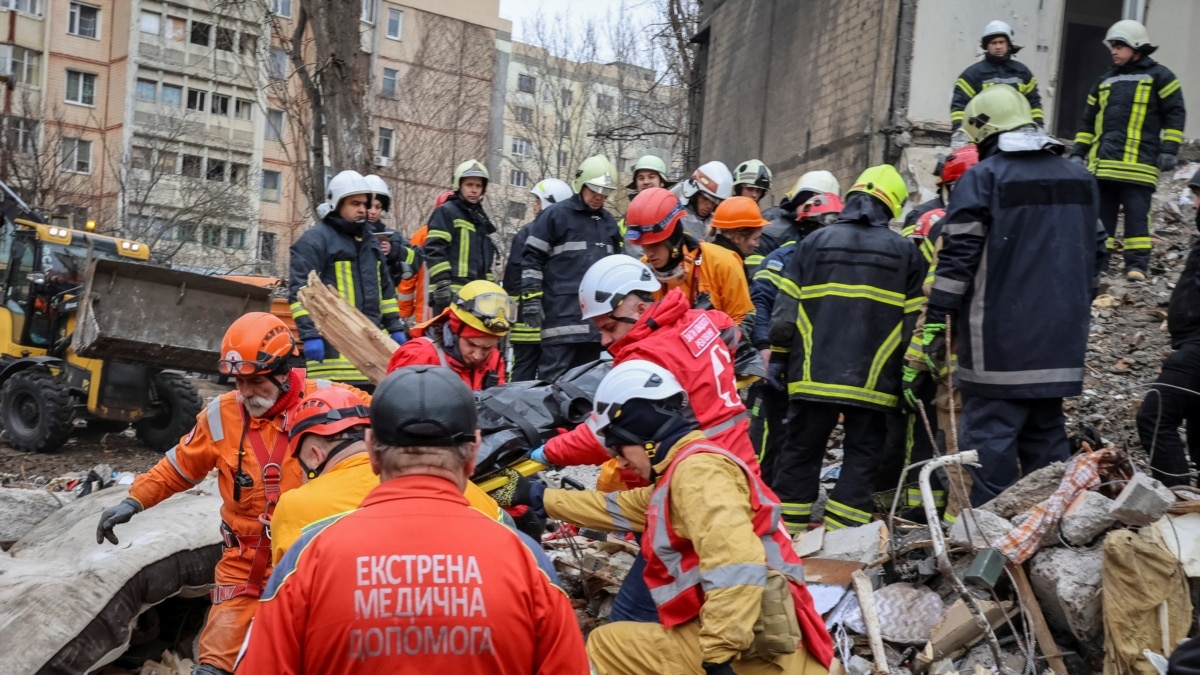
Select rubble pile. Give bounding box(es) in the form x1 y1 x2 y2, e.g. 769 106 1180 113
543 531 638 635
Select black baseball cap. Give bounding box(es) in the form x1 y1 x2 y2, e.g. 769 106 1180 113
371 366 477 446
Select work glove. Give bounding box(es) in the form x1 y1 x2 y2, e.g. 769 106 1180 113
902 365 929 412
431 280 453 310
702 662 737 675
523 298 544 329
490 469 546 515
1068 154 1087 168
1158 153 1178 173
96 497 142 545
389 330 408 346
767 359 788 392
303 338 325 363
527 445 549 465
922 322 948 376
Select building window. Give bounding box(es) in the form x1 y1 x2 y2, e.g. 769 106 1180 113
268 47 288 79
165 16 186 41
139 11 160 35
386 8 403 39
506 201 526 220
60 137 91 173
230 162 249 185
2 0 42 16
234 98 253 120
514 106 532 125
202 224 222 247
269 0 291 18
360 0 377 23
509 170 529 188
239 33 257 56
186 88 206 111
131 146 152 170
7 118 38 154
157 151 178 173
135 79 156 102
68 2 99 38
189 20 210 46
557 150 568 169
215 26 235 52
226 227 246 249
258 231 277 261
65 70 96 106
10 47 41 86
377 127 393 158
178 223 199 243
207 158 226 182
181 154 203 178
619 157 630 173
266 108 284 141
211 93 230 116
623 97 639 115
511 137 530 157
517 74 535 94
381 68 397 98
161 83 182 106
597 93 613 111
261 170 282 202
558 119 570 137
561 88 573 106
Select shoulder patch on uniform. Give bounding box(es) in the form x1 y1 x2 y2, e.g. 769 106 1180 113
766 259 783 271
680 312 719 358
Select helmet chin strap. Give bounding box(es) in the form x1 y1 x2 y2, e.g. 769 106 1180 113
302 432 364 479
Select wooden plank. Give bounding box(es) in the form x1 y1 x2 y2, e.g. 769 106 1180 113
297 270 398 384
851 569 890 674
1008 562 1068 675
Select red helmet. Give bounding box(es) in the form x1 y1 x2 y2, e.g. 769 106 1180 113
939 144 979 186
624 187 685 246
284 388 370 458
796 192 843 225
435 190 454 207
911 208 945 239
218 312 296 376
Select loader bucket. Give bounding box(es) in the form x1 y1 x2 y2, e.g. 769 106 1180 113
72 259 272 372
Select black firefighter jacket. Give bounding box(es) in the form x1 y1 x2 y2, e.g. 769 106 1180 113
1167 211 1200 349
768 193 925 411
520 193 623 345
951 52 1044 130
927 140 1107 400
424 194 497 291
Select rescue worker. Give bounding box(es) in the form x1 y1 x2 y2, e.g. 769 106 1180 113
749 192 842 485
757 169 841 257
709 195 768 283
238 366 589 674
425 159 497 312
769 165 924 532
520 155 623 381
289 170 406 389
672 160 733 240
1136 169 1200 487
900 145 978 268
95 313 367 675
364 174 419 289
501 360 834 674
398 191 454 324
625 154 673 195
732 159 772 205
503 178 574 381
387 280 513 391
1071 20 1186 281
950 20 1044 138
927 85 1106 506
625 187 754 325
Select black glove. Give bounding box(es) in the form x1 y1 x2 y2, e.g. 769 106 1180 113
96 497 142 545
702 662 737 675
1158 153 1178 173
431 280 453 310
523 298 544 329
767 359 788 392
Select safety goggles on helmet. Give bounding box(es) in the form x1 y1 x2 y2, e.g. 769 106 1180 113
456 292 517 332
625 203 684 243
218 353 287 377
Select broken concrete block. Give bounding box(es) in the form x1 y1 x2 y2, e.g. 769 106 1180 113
814 520 888 564
948 509 1013 551
979 462 1065 518
1061 490 1116 545
1110 472 1174 526
0 487 70 547
1029 546 1104 653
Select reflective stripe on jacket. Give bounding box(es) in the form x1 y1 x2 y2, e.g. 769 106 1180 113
951 53 1043 129
424 195 497 291
502 222 539 344
398 225 429 320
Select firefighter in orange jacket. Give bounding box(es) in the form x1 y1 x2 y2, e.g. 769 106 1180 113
627 187 754 325
497 361 833 674
95 312 368 675
387 280 513 391
239 366 589 675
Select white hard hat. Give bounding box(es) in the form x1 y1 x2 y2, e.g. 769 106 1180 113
785 170 841 203
578 255 661 321
326 170 372 208
981 20 1015 48
592 359 685 435
680 161 733 203
363 174 391 212
530 178 574 209
1104 19 1155 52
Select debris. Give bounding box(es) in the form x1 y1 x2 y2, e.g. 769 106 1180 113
803 558 865 587
793 526 824 558
1110 472 1175 527
0 487 71 549
815 520 888 564
1152 512 1200 577
850 569 891 674
962 548 1006 589
947 509 1012 552
914 598 1017 671
1061 490 1116 546
843 582 944 646
1007 561 1069 675
1028 545 1105 656
979 462 1065 519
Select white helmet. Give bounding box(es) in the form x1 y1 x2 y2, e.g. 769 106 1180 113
316 202 333 219
364 174 391 212
1104 20 1155 53
592 359 685 435
530 178 574 209
578 255 661 320
981 20 1015 49
326 170 372 208
785 170 841 204
680 161 733 203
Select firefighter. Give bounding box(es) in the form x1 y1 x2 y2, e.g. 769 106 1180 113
950 20 1044 139
900 145 978 268
768 165 924 533
94 313 366 675
425 159 497 312
732 159 773 205
672 161 733 240
749 192 842 486
927 85 1106 506
387 280 513 391
757 169 842 257
625 154 673 195
709 195 769 283
503 178 574 381
238 366 589 674
625 187 754 325
288 170 405 390
1071 20 1186 281
364 174 420 289
499 360 833 674
520 155 624 381
398 191 454 325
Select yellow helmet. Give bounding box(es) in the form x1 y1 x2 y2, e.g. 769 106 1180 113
573 155 618 195
961 84 1035 145
847 165 908 220
451 280 515 336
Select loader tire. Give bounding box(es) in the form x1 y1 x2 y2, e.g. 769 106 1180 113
135 372 202 452
1 368 75 453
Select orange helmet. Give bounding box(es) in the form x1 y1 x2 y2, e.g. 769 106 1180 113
624 187 685 246
284 388 370 464
710 196 768 230
218 312 297 377
939 144 979 186
796 192 844 225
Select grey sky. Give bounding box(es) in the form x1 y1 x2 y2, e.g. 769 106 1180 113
498 0 659 57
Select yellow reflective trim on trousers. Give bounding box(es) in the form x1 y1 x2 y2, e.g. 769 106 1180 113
955 78 976 98
796 303 814 383
334 260 356 307
799 283 905 307
788 381 899 408
290 301 310 319
1124 236 1152 250
781 503 812 518
1123 80 1153 164
825 500 871 525
1160 79 1181 99
865 321 903 391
